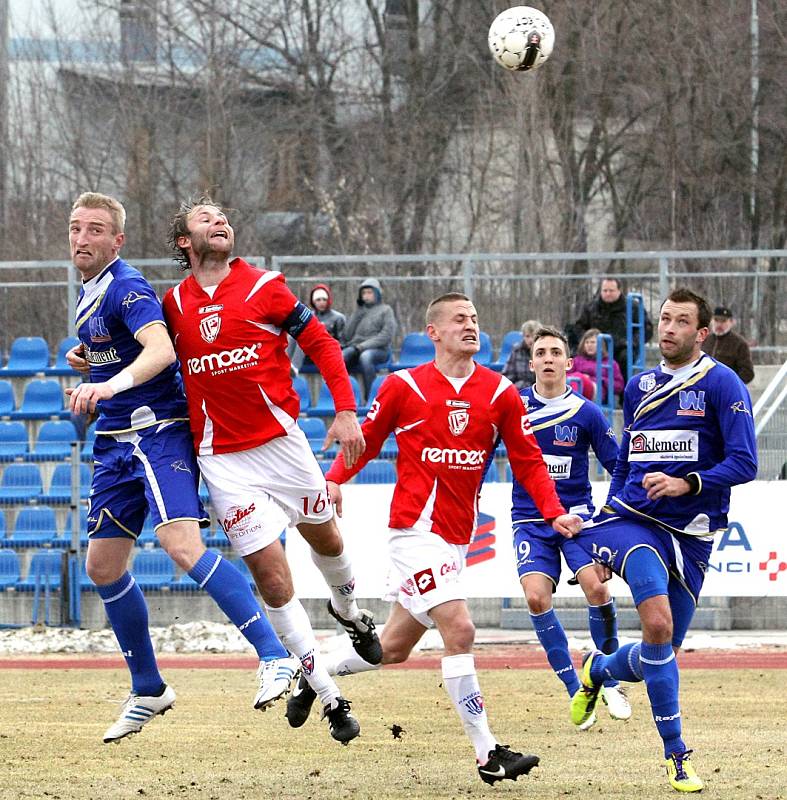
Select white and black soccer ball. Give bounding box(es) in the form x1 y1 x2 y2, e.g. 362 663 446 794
488 6 555 72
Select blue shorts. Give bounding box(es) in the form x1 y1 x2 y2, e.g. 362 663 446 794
88 422 209 540
575 512 713 606
513 520 595 588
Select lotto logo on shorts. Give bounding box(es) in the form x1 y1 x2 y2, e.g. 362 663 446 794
413 568 436 594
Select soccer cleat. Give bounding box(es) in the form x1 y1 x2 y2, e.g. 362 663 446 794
326 601 383 665
570 650 602 727
601 684 632 720
477 744 540 785
285 673 318 728
103 684 176 743
253 655 300 710
666 750 704 792
577 711 597 731
321 696 360 744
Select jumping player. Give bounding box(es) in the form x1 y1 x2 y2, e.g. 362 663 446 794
162 197 382 743
568 288 757 792
287 293 583 784
506 326 630 727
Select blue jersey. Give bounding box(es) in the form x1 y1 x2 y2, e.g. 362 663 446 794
75 257 188 433
511 387 619 522
607 353 757 535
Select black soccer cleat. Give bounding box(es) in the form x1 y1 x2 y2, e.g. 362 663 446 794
322 696 361 744
285 673 318 728
326 601 383 665
477 744 540 785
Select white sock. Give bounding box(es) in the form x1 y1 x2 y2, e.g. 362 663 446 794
310 549 360 620
322 639 381 677
442 653 497 763
265 597 339 705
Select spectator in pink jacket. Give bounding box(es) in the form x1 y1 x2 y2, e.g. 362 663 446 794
572 328 624 400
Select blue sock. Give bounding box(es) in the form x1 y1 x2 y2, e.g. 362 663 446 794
591 642 643 684
97 572 163 696
530 608 580 697
640 641 685 757
189 551 287 660
588 600 620 687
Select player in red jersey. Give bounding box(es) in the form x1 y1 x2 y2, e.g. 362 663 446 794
287 293 583 784
162 197 382 743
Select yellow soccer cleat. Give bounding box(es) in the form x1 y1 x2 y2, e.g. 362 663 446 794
570 650 602 726
666 750 704 793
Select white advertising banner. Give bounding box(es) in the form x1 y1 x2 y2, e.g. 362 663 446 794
286 481 787 599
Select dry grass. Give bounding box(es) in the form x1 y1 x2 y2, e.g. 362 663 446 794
0 666 784 800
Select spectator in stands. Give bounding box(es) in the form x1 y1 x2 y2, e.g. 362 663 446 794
567 277 652 378
289 283 346 376
342 277 397 399
502 319 540 390
572 328 624 401
701 305 754 384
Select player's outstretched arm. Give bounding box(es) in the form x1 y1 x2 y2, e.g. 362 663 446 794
326 410 366 469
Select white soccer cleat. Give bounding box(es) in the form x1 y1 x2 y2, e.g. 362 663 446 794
577 711 597 731
253 655 300 710
103 684 176 743
601 685 632 720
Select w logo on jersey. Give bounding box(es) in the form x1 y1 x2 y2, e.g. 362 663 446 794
199 313 222 344
553 424 578 446
678 390 706 417
89 316 111 342
461 691 485 716
448 408 469 436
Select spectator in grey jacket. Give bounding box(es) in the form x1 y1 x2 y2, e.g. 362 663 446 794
290 283 346 375
342 278 397 399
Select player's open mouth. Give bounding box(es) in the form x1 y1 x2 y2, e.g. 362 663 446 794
210 231 228 240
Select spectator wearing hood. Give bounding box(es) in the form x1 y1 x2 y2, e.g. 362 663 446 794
342 278 397 399
290 284 346 375
567 277 652 378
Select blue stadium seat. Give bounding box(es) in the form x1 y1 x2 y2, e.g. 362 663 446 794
358 374 387 416
309 377 363 417
292 375 312 415
41 462 91 504
10 379 67 420
136 517 158 547
57 507 90 549
28 420 78 461
475 332 494 367
17 549 63 591
0 549 20 590
131 549 175 590
492 330 521 371
0 380 16 417
297 417 328 454
391 332 434 370
77 557 96 591
0 421 29 461
8 505 58 547
354 459 397 484
0 337 50 377
80 422 97 462
45 336 81 377
0 463 43 504
482 464 499 483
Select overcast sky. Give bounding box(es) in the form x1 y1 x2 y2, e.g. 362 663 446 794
9 0 100 38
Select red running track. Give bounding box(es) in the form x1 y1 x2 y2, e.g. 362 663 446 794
1 646 786 671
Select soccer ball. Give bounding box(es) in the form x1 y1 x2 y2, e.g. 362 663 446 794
488 6 555 72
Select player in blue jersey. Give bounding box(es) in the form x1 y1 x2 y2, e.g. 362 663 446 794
567 288 758 792
507 326 630 727
65 193 295 742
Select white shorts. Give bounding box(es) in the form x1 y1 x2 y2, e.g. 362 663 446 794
384 527 468 628
198 428 333 558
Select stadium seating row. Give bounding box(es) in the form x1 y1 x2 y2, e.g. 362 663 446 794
0 336 80 378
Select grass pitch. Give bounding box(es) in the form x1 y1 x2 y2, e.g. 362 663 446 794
0 665 784 800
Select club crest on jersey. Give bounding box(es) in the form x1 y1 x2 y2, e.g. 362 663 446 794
678 390 706 417
199 313 222 344
121 290 148 308
447 408 469 436
88 316 111 343
639 372 657 392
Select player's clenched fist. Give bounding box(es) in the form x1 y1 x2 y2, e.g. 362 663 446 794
551 513 583 539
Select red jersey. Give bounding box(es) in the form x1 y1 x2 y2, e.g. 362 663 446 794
326 362 565 544
163 258 355 455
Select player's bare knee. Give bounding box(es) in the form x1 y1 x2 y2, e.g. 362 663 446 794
583 583 610 606
159 538 205 571
640 609 673 643
380 644 410 665
524 588 550 614
85 559 124 585
442 618 476 652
